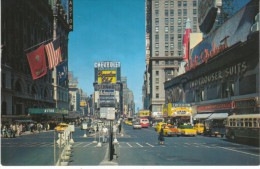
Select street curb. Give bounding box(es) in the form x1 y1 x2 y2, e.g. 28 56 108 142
99 144 118 166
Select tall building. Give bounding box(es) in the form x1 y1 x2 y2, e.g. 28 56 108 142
144 0 200 113
121 76 135 117
1 0 72 123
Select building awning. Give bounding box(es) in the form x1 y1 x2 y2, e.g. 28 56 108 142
28 108 68 115
207 113 229 120
193 113 212 119
15 120 36 123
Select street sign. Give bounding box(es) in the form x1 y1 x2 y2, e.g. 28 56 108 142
106 107 116 120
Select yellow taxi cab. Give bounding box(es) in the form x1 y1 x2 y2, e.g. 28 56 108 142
155 122 167 133
177 125 197 137
125 120 133 126
163 124 179 137
193 123 204 134
55 123 69 132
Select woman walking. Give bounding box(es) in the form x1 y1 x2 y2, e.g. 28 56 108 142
158 128 165 145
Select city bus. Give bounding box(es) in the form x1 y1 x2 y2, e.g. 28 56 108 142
225 114 260 145
139 118 150 128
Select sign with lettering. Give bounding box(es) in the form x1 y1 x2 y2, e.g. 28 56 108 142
94 62 121 69
189 61 247 88
234 98 256 109
197 102 233 112
68 0 73 31
98 70 117 84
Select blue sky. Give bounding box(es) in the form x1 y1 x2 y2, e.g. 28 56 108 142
68 0 146 111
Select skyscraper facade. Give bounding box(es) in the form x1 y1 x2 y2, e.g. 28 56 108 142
144 0 200 113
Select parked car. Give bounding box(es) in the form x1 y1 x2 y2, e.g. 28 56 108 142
163 125 179 137
133 122 142 129
177 125 197 137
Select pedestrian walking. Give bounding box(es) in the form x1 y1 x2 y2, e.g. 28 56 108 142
102 125 108 143
118 122 122 134
158 128 165 145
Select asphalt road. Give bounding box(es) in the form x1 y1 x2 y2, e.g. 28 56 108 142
116 124 260 166
1 124 260 166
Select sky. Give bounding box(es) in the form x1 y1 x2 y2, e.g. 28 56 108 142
68 0 146 111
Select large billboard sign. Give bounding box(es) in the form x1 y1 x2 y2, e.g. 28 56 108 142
98 70 117 84
94 61 121 84
198 0 222 33
188 0 258 71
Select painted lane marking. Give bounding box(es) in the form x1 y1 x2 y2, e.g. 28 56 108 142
73 142 85 147
146 143 154 147
216 146 260 157
126 143 132 147
83 142 93 147
136 143 143 147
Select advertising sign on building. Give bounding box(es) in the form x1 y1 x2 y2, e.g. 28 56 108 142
98 70 117 84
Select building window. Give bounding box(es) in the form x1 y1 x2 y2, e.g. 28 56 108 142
165 26 169 32
156 93 159 98
156 71 159 76
155 1 159 8
183 1 187 7
178 17 182 25
183 9 187 16
155 78 159 83
165 10 168 16
155 61 159 65
170 18 174 25
170 9 174 16
193 17 197 23
165 34 169 41
178 26 182 33
178 34 182 39
170 51 174 56
178 1 182 7
155 26 159 32
165 51 169 56
193 1 197 7
178 9 182 16
155 51 159 56
165 18 169 25
193 26 197 32
155 18 159 25
170 43 174 48
170 1 174 7
193 9 197 15
155 34 159 42
155 10 159 17
170 34 174 41
165 1 168 8
156 86 159 91
155 43 159 49
170 26 174 32
165 43 169 50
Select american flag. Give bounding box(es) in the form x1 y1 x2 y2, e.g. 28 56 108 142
45 38 62 69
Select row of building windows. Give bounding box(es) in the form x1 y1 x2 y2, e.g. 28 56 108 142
155 1 197 8
155 9 197 18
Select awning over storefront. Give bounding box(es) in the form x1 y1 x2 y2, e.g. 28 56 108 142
193 113 212 119
28 108 68 115
15 120 36 123
207 113 229 120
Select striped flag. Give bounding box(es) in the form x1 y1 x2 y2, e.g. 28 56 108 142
45 38 62 69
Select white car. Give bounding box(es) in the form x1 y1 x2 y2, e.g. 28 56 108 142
133 122 142 129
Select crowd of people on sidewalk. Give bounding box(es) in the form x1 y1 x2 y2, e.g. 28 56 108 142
1 121 53 138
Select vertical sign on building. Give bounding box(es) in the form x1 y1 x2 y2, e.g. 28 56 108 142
68 0 73 31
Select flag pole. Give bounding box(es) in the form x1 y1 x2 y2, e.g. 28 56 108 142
24 38 53 52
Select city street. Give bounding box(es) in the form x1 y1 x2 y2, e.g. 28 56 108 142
1 124 260 166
